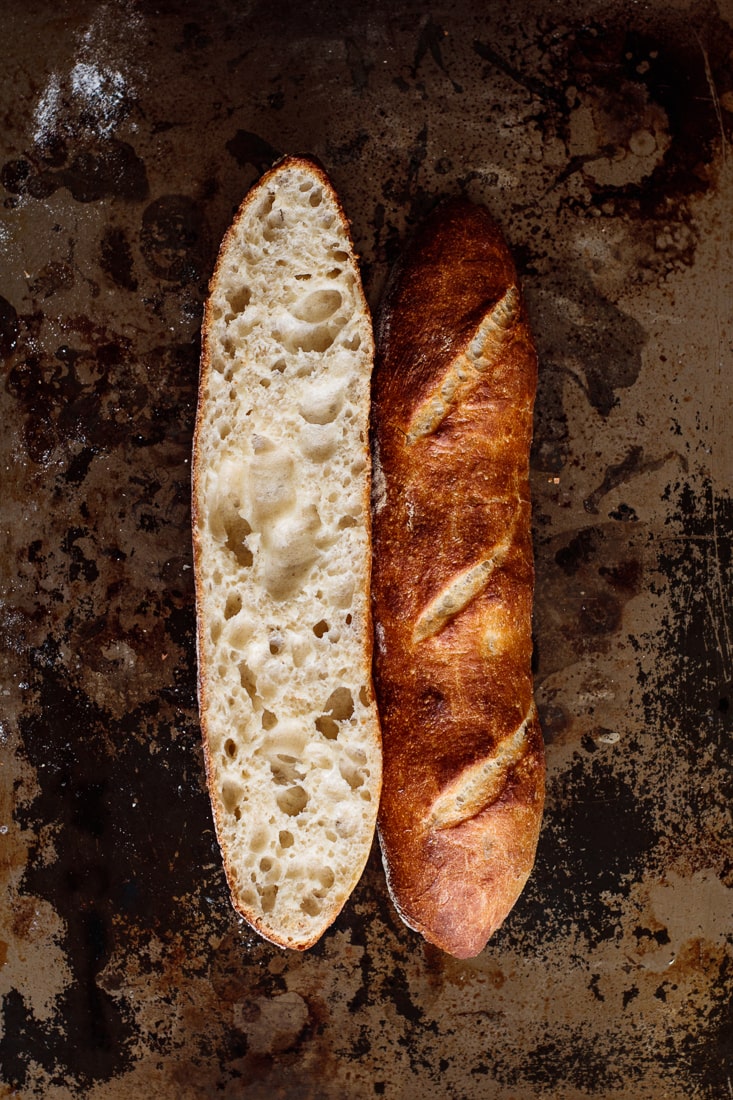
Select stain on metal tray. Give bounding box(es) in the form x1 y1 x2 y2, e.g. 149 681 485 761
1 0 731 1096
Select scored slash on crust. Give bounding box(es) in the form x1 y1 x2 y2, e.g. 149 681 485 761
405 285 521 445
427 704 537 831
412 516 519 643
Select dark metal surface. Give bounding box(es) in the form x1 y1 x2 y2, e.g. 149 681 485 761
1 1 731 1096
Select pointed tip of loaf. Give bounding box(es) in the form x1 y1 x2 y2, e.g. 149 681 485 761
380 715 545 959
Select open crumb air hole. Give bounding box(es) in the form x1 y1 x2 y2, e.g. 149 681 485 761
294 327 335 354
225 285 251 314
222 781 243 814
291 289 342 324
222 511 253 568
300 867 336 917
238 662 257 699
339 759 366 790
276 785 309 816
258 884 278 913
316 867 335 892
224 592 242 620
324 687 354 720
269 755 305 787
315 686 354 740
315 715 339 739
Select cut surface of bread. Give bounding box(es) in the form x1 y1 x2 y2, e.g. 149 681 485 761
192 156 381 949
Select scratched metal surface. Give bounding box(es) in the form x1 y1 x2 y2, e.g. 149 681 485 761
1 0 731 1096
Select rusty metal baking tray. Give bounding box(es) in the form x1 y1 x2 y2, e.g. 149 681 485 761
1 0 731 1096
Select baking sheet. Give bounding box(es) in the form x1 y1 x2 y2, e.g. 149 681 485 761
1 0 731 1096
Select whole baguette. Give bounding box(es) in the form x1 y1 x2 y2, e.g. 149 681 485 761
370 198 545 958
192 156 381 949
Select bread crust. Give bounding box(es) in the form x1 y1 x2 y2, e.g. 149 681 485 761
371 198 545 958
192 155 381 949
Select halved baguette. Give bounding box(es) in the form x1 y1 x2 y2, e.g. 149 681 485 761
370 199 545 958
192 156 381 949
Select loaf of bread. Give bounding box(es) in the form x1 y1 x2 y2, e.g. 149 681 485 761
370 198 545 958
192 156 381 949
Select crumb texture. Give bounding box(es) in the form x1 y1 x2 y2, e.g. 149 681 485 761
193 157 381 949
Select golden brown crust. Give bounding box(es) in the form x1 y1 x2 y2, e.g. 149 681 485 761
371 198 545 959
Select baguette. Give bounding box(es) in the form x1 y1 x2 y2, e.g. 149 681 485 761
370 198 545 958
192 156 381 949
